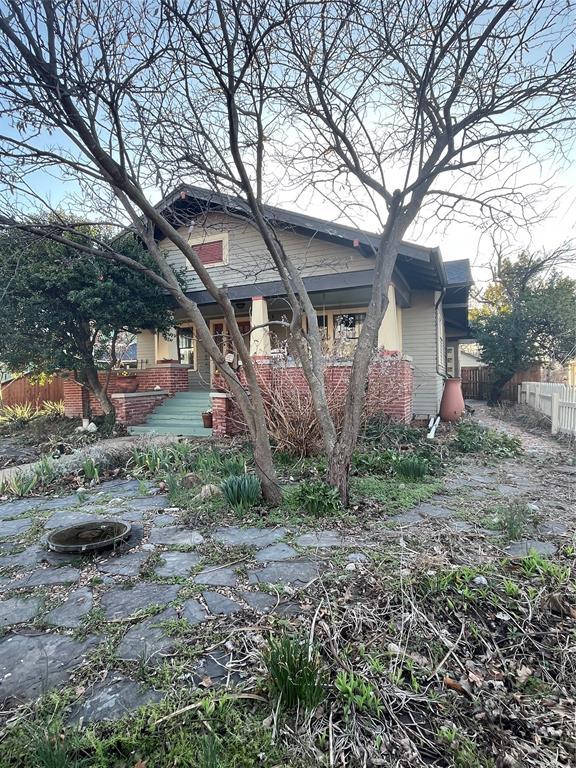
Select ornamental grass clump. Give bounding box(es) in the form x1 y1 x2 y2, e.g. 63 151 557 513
220 473 261 514
264 634 326 711
394 454 429 480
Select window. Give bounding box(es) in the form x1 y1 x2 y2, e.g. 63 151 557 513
189 233 228 267
177 327 197 369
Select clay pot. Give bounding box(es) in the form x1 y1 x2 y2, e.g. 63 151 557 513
440 377 465 422
202 411 213 428
115 376 139 394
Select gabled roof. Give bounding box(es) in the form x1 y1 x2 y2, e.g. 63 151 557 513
155 184 473 291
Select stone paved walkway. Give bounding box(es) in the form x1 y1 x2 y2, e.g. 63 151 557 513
0 415 573 724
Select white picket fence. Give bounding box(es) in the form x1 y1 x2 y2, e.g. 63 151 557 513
519 381 576 436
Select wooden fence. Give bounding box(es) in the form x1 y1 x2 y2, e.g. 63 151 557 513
0 375 64 408
461 365 543 402
519 381 576 437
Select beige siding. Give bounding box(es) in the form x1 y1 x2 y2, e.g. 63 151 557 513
136 331 156 368
160 213 374 291
402 291 443 415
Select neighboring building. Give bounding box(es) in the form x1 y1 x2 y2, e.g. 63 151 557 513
63 186 473 432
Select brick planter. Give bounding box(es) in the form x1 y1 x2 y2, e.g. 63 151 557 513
63 365 189 420
111 390 168 426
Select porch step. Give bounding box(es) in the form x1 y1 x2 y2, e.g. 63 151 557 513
129 425 213 437
127 389 213 438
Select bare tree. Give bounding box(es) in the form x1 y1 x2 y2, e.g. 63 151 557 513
0 0 574 503
274 0 576 497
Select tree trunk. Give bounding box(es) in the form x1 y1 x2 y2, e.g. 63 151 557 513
488 374 514 405
82 362 115 418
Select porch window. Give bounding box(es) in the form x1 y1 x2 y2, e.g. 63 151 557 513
177 327 197 369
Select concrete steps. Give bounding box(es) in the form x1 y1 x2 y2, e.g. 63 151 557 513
128 390 213 438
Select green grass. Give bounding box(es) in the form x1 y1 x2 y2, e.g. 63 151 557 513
2 694 288 768
351 476 441 510
264 633 326 711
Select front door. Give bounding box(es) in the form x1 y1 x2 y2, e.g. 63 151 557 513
209 318 251 383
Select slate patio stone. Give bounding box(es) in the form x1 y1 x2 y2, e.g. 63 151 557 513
446 519 475 533
126 495 170 511
9 566 81 589
0 545 42 570
414 503 453 519
43 511 101 530
37 495 83 511
213 526 286 547
346 551 369 562
98 551 150 577
248 559 320 586
202 591 243 615
90 479 150 497
149 526 204 547
295 531 345 548
177 599 208 624
0 596 42 627
255 543 297 562
387 510 421 526
151 514 176 527
68 677 163 724
44 587 93 628
241 590 277 613
0 633 99 702
194 648 241 685
537 521 568 535
155 551 202 578
0 518 34 539
100 582 181 620
506 539 557 557
497 484 524 496
0 499 38 519
116 609 175 662
194 566 238 587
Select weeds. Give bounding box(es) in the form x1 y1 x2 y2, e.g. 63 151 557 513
264 634 325 710
519 549 569 585
486 500 540 540
293 479 341 517
335 671 381 714
454 420 522 458
81 457 100 484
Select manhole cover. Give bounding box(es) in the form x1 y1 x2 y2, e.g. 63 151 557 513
47 521 132 553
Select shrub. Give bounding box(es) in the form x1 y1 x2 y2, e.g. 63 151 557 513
220 474 262 513
0 402 37 425
363 417 422 447
0 469 39 497
454 420 521 458
394 454 429 480
294 479 342 517
264 634 326 710
38 400 65 418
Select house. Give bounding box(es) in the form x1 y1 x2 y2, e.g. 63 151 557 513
63 185 473 433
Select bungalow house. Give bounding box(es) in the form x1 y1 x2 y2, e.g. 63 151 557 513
63 185 473 434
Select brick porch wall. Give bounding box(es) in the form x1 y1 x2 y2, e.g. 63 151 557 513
211 352 414 437
63 364 188 421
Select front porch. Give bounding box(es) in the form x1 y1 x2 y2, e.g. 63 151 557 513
130 289 413 436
